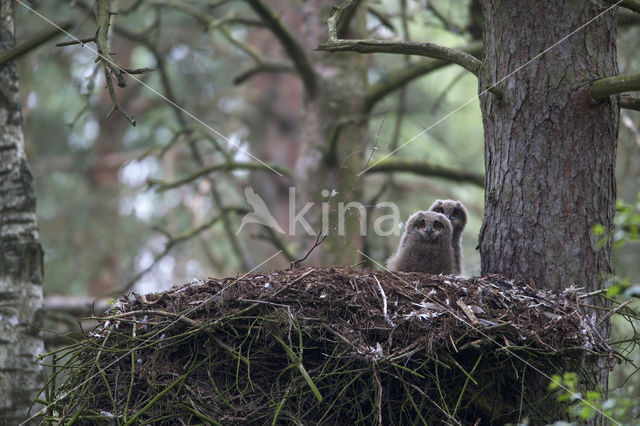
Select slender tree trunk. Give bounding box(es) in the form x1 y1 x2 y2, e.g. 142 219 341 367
296 0 368 266
478 1 617 423
0 3 45 424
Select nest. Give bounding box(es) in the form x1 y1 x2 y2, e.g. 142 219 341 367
40 267 612 425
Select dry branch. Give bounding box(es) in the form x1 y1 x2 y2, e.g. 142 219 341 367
317 39 481 74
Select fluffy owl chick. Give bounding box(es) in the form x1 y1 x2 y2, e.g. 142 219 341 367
429 199 468 275
386 211 454 274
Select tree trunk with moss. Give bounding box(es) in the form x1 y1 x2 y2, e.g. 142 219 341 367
478 1 617 423
0 3 45 424
295 0 368 266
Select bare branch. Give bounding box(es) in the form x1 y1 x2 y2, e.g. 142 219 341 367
590 72 640 100
364 158 484 187
246 0 317 97
317 39 481 74
56 36 96 47
0 21 73 65
364 41 483 112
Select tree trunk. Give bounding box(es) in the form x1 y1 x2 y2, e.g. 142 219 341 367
478 1 617 423
0 3 45 424
296 0 368 266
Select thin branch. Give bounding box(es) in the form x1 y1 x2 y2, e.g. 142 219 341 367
317 39 481 74
56 36 96 47
364 158 484 187
245 0 317 97
147 161 292 191
621 94 640 111
233 61 295 85
0 20 73 65
590 72 640 100
364 40 483 112
426 1 463 35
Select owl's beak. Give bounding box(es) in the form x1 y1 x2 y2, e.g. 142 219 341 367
423 225 434 236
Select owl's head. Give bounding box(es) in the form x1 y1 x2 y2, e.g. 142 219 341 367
429 199 468 232
403 211 452 245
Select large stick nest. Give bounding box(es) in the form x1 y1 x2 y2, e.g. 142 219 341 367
41 267 612 425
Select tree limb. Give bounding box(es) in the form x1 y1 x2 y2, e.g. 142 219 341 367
621 94 640 111
245 0 317 97
317 39 481 74
0 21 73 65
364 40 483 112
364 158 484 187
590 72 640 100
147 161 292 191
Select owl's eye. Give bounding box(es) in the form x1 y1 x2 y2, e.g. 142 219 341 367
451 209 460 217
416 219 426 229
433 221 443 230
434 207 443 213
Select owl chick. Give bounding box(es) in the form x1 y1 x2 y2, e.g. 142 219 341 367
386 211 454 274
429 199 468 275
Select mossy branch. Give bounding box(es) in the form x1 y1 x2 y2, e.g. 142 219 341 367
363 41 483 111
364 158 484 187
590 72 640 100
246 0 317 97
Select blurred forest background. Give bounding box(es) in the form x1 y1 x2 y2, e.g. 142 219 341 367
13 0 640 414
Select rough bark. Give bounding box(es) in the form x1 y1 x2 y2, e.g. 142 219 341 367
478 1 617 423
0 2 45 424
295 0 368 266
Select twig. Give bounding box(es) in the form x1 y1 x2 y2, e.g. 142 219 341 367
374 276 395 327
597 299 633 327
56 36 96 47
